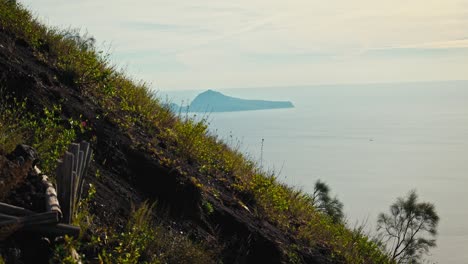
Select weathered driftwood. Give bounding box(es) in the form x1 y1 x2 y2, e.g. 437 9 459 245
0 202 34 216
0 212 59 227
57 151 74 224
55 141 92 224
0 142 92 240
0 209 79 240
68 143 80 219
0 204 77 240
0 220 79 239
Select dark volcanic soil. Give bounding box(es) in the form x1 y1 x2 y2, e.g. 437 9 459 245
0 27 332 263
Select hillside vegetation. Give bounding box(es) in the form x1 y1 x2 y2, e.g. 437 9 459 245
0 1 392 263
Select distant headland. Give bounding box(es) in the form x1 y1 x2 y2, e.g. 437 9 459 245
170 90 294 112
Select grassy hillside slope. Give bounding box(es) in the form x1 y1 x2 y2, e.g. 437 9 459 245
0 1 392 263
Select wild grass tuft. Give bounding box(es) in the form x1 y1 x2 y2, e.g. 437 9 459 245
98 202 215 264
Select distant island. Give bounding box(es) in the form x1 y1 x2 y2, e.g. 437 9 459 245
170 90 294 112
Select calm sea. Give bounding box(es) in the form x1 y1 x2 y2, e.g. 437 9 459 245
162 81 468 263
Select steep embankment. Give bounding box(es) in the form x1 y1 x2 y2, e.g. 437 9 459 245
0 23 299 264
0 6 322 264
0 2 391 263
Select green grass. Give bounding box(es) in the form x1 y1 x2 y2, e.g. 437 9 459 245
98 202 158 263
0 1 393 262
96 202 215 264
52 191 215 263
0 93 78 175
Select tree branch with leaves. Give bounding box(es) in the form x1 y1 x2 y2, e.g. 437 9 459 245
377 190 439 264
310 180 344 223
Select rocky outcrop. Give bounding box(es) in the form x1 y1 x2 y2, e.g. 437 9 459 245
0 145 38 200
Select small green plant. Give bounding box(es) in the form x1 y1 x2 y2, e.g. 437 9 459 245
95 168 101 179
97 202 215 264
73 183 97 237
147 226 215 264
285 244 302 264
202 200 214 215
51 235 81 264
0 94 78 174
0 93 27 153
51 184 97 263
250 173 291 213
99 202 156 264
30 105 78 174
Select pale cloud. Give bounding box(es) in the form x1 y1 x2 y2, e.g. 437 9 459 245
19 0 468 90
372 39 468 50
171 15 284 56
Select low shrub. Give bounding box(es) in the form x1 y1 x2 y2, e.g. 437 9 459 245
0 94 78 175
98 202 215 264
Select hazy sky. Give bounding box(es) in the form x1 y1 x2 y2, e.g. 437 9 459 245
21 0 468 90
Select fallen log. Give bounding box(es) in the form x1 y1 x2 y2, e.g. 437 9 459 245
0 212 59 227
22 212 60 226
0 211 60 241
0 202 34 216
